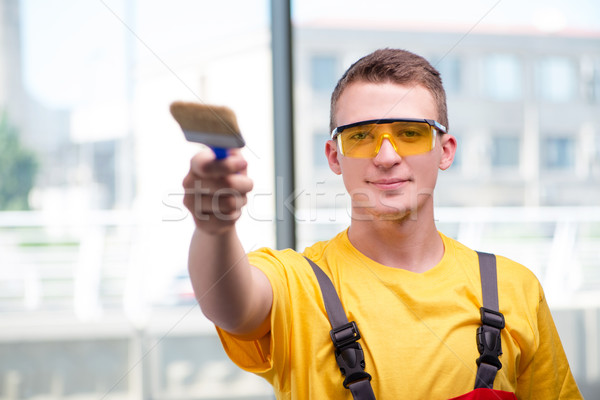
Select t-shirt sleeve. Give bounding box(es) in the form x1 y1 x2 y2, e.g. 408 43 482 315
215 248 292 387
515 287 583 399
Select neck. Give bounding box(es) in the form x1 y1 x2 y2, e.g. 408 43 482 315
347 207 444 273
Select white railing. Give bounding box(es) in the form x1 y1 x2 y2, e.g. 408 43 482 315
1 207 599 312
297 206 600 307
0 210 136 314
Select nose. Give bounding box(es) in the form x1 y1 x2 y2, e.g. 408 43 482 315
373 137 401 167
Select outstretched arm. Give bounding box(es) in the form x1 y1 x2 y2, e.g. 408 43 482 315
183 149 272 337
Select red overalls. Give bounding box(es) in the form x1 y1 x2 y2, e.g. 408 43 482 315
306 252 518 400
450 388 516 399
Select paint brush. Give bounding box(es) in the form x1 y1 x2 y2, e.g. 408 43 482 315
170 101 245 159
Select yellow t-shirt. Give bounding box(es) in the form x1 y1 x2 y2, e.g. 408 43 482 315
217 230 581 399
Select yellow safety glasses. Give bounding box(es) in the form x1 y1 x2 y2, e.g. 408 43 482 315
331 118 447 158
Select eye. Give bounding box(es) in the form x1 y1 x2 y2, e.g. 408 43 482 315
349 131 371 140
400 130 422 138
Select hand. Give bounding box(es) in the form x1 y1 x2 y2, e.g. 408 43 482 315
182 149 253 234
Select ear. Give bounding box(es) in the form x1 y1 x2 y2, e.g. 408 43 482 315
325 140 342 175
439 134 457 171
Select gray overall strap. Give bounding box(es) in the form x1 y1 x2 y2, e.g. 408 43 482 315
474 251 505 390
304 257 375 400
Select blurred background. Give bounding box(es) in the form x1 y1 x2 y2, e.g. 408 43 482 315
0 0 599 399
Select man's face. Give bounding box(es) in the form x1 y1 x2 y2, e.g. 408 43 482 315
326 81 456 222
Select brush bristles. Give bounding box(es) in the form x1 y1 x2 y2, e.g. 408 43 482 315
170 101 241 136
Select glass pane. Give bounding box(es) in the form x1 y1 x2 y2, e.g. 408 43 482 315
543 137 575 169
435 55 462 95
492 136 520 167
538 57 577 102
292 5 599 396
483 54 522 101
312 131 330 168
2 1 274 399
310 54 338 93
595 61 600 102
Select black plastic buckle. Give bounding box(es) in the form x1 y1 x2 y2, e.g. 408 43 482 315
330 321 372 388
335 342 372 388
330 321 361 349
480 307 505 330
476 307 504 370
342 369 372 389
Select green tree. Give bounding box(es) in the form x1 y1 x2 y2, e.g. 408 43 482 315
0 111 39 210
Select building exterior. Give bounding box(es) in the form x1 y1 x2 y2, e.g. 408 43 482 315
294 24 600 210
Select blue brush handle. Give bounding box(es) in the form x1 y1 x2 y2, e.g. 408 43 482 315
212 147 228 159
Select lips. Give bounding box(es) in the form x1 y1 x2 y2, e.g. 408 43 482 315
368 177 411 190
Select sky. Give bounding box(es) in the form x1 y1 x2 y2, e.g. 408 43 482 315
18 0 600 111
293 0 600 30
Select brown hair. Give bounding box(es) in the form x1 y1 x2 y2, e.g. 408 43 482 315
329 48 448 132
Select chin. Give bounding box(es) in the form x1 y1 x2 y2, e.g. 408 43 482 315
353 205 416 223
378 209 416 222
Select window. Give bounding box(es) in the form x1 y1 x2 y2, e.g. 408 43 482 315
435 56 462 95
543 137 575 169
3 1 274 398
492 136 520 168
537 57 577 102
310 55 338 93
592 60 600 103
312 131 330 168
483 54 522 101
595 61 600 103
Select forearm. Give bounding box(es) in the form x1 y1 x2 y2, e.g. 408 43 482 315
188 227 272 335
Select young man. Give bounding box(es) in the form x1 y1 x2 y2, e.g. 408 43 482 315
182 49 582 399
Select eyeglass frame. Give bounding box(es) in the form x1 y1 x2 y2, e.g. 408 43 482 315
331 118 447 140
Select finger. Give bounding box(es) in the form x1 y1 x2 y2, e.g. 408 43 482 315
183 182 249 216
185 191 246 229
195 174 254 194
191 192 248 216
190 150 248 178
